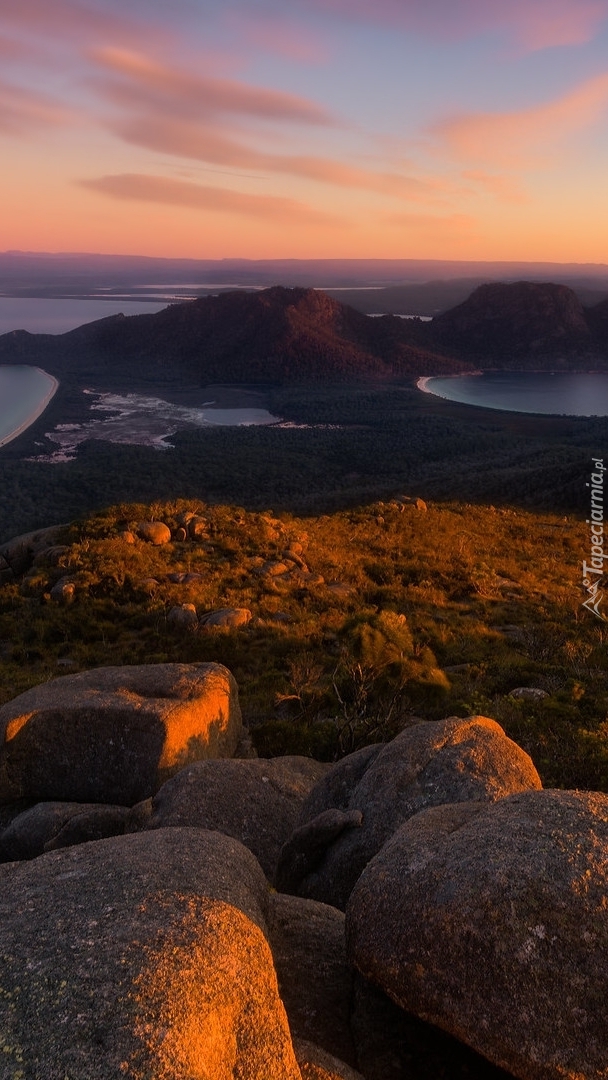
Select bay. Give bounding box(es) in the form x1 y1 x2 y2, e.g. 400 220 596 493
418 371 608 417
0 366 58 447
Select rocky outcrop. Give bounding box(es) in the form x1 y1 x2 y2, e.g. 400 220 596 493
346 790 608 1080
277 717 541 909
0 662 242 805
140 755 330 881
0 828 301 1079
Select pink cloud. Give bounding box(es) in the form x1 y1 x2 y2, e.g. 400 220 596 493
109 114 441 202
302 0 608 49
91 47 335 125
88 47 444 203
0 78 73 135
0 0 150 44
78 172 345 225
433 72 608 166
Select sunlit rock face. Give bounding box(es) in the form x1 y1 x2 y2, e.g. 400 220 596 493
276 716 542 911
0 828 301 1080
0 662 242 805
346 790 608 1080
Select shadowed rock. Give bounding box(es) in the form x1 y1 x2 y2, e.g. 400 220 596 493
347 790 608 1080
0 800 129 860
142 755 330 881
267 893 357 1067
167 603 199 631
294 1039 365 1080
276 809 363 896
0 662 242 805
0 828 301 1079
282 717 541 909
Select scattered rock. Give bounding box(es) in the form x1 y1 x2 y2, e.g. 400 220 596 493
187 514 209 539
119 530 136 544
394 495 427 511
295 571 325 587
326 582 356 598
49 576 76 603
0 828 301 1079
284 717 542 909
144 756 329 881
167 603 199 631
200 607 252 628
0 662 243 805
259 560 292 577
173 526 187 542
136 520 171 545
347 789 608 1080
0 800 129 861
508 687 549 700
175 510 197 527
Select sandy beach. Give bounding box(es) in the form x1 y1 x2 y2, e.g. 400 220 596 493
0 368 59 448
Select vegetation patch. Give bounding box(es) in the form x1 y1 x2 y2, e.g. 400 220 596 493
1 496 606 790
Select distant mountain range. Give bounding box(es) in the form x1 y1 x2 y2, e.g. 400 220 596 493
0 282 607 385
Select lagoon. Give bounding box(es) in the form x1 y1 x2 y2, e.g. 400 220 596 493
418 371 608 417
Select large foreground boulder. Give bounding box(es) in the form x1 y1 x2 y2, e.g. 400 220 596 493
142 755 329 881
0 663 242 805
277 716 541 909
346 790 608 1080
0 828 301 1079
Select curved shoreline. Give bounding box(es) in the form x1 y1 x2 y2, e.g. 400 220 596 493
416 371 608 417
0 368 59 449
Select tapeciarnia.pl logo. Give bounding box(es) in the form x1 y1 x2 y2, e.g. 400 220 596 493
582 457 607 621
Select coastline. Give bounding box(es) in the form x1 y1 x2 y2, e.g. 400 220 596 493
417 372 483 395
0 368 59 449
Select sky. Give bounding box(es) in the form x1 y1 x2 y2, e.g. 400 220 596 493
1 0 608 261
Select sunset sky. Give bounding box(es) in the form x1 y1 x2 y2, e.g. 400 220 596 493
1 0 608 261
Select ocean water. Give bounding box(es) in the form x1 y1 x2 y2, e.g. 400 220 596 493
419 371 608 417
0 366 58 446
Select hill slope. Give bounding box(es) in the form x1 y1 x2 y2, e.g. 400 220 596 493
431 281 601 365
0 287 460 383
